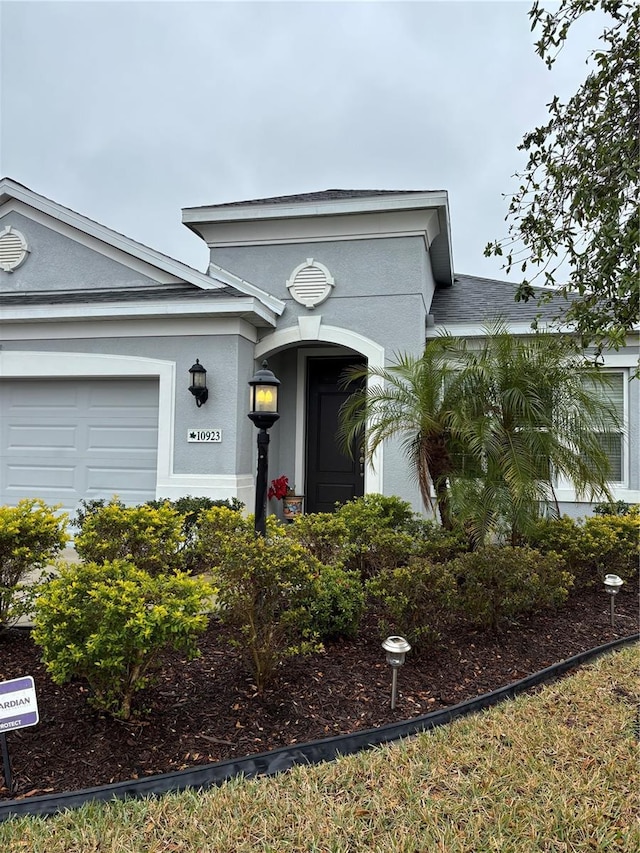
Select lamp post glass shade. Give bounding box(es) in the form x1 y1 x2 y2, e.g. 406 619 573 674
248 360 281 430
188 359 208 407
249 361 279 414
248 360 281 536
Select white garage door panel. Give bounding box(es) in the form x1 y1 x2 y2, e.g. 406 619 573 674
1 378 160 513
7 424 78 450
87 425 157 451
6 464 76 491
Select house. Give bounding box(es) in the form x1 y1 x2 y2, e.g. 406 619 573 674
1 179 637 521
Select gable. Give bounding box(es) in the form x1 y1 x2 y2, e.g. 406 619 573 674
0 209 172 294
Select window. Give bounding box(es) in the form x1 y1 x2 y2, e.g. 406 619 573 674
589 371 625 483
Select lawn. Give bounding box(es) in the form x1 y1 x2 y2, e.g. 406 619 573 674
1 643 637 853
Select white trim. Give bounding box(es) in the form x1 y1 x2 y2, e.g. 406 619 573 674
206 261 285 315
156 474 255 509
0 317 259 342
206 229 435 250
0 296 278 327
0 351 176 495
191 210 442 258
432 324 640 343
183 190 450 223
255 321 384 495
430 321 567 337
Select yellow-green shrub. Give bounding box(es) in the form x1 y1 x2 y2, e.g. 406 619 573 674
0 499 68 628
530 510 639 587
73 498 184 575
450 545 573 631
32 559 214 719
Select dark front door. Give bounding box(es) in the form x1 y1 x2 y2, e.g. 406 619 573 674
305 356 366 514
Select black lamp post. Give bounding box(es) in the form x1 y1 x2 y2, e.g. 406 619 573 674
248 360 280 535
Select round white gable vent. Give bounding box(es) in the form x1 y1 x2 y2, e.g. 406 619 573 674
286 258 335 309
0 226 30 272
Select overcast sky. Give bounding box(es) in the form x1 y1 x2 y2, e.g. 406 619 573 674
0 0 606 283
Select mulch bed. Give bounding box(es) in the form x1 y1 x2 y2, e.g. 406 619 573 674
1 588 638 800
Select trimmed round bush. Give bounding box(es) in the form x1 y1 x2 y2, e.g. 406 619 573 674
449 545 573 631
32 559 214 719
73 499 184 575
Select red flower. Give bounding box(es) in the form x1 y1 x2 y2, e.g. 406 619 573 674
268 475 289 500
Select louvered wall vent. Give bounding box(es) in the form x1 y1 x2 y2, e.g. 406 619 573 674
0 226 30 272
286 259 335 309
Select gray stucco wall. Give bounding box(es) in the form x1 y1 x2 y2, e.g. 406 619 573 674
214 236 434 359
0 212 162 292
0 333 251 478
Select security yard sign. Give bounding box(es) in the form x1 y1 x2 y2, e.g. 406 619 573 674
0 676 39 732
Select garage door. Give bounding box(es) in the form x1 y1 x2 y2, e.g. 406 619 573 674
0 378 159 515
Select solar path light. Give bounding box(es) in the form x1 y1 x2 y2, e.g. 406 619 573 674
382 636 411 710
604 574 624 627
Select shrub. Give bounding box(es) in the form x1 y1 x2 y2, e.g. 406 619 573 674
145 495 244 573
530 511 639 588
592 500 636 517
202 512 324 690
73 499 184 575
0 499 68 629
304 563 365 640
285 511 354 566
408 518 470 563
334 495 420 578
336 494 415 534
366 559 458 648
32 559 214 719
450 545 572 631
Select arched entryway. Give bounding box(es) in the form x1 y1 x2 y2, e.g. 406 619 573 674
255 320 384 510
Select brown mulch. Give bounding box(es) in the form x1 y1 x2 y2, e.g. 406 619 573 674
0 588 638 800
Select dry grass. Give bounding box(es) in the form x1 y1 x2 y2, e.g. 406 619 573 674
1 644 638 852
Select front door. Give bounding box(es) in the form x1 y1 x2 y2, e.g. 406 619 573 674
305 356 366 513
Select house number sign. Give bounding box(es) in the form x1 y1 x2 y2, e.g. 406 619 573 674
187 429 222 443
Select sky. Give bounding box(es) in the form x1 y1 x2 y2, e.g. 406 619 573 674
0 0 606 282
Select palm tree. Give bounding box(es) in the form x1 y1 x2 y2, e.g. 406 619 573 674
448 323 620 544
338 340 467 530
339 324 621 544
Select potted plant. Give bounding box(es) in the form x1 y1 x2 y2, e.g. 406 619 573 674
268 476 304 520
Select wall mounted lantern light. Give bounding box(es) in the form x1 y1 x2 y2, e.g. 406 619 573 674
188 359 209 407
382 635 411 710
604 573 624 627
248 360 280 536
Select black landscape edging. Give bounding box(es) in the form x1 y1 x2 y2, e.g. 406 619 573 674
1 633 638 821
